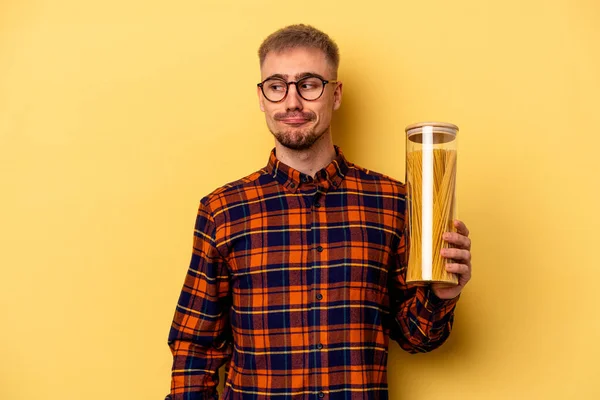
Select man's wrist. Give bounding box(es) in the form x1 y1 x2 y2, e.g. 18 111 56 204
428 287 461 306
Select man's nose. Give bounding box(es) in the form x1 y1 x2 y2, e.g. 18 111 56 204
284 83 303 110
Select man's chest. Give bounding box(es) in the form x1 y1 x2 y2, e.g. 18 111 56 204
217 189 402 295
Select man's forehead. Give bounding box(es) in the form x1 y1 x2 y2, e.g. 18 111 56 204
260 47 333 77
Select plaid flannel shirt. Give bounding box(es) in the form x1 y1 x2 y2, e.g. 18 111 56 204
167 146 459 400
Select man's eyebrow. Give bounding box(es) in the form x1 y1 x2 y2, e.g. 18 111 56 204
295 72 325 80
265 73 288 80
264 72 325 81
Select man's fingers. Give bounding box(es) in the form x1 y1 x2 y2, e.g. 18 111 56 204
443 232 471 249
454 219 470 237
445 263 470 275
441 247 471 263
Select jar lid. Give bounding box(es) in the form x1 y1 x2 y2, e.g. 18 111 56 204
405 121 458 144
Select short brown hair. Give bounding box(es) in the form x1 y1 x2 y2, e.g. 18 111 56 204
258 24 340 73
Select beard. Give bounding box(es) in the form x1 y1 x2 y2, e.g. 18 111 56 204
271 126 326 151
268 111 326 151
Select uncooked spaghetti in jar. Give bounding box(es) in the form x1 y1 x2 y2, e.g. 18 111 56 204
405 121 459 285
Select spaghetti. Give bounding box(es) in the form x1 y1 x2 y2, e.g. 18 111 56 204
406 148 458 285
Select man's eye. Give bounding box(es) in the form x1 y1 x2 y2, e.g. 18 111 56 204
299 78 321 90
268 83 285 91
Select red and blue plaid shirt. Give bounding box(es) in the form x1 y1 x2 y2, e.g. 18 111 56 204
167 146 459 400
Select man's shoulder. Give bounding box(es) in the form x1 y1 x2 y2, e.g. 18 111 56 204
199 167 270 212
347 162 406 195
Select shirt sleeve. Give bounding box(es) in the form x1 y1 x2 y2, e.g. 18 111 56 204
166 200 233 400
387 230 460 354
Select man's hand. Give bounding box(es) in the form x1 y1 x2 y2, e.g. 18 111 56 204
431 219 472 300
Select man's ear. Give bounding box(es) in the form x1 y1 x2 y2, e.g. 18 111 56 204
257 86 265 112
333 81 343 111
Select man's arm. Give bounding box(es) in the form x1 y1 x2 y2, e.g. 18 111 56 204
388 230 460 354
166 200 232 400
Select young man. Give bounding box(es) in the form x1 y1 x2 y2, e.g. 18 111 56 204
166 24 472 400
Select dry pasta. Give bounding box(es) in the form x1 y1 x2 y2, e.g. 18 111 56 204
406 148 458 285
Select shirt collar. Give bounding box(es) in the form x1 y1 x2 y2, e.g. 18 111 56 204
265 145 350 193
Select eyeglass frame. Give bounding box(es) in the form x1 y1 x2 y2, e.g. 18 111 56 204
257 74 339 103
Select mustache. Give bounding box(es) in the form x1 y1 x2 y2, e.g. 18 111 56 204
274 111 316 121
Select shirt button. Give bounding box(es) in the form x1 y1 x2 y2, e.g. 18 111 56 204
317 343 323 350
314 202 321 208
301 175 309 183
290 182 296 188
316 246 323 252
318 392 325 398
316 293 323 300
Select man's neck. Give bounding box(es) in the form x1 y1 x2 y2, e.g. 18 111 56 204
274 132 336 178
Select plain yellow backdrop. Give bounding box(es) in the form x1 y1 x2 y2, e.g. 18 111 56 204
1 0 599 399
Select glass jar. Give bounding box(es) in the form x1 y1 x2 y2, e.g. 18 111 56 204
405 122 459 285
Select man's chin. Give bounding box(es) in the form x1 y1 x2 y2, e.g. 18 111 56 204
276 137 314 151
279 141 314 151
272 130 320 151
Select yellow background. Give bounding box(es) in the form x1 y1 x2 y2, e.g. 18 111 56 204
1 0 599 399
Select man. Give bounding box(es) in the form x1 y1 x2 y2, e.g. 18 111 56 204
167 24 472 400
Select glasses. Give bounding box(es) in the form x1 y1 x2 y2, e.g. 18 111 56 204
257 75 338 103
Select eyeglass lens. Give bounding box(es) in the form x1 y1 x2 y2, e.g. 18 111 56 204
262 76 324 102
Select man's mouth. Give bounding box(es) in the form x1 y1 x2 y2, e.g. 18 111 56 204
275 112 315 126
280 118 310 125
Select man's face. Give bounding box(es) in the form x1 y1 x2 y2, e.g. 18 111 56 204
257 47 342 151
